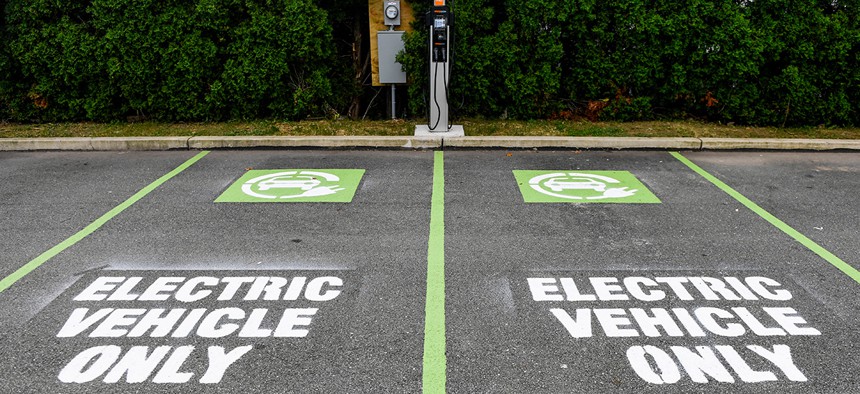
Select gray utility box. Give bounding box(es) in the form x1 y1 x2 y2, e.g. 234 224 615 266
378 31 407 84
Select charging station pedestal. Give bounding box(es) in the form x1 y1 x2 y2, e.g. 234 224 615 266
414 124 464 137
415 0 463 137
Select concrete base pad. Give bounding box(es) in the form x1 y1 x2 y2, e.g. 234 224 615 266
414 125 465 138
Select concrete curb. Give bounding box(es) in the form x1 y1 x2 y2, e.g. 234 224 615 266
90 137 191 151
699 138 860 151
443 136 702 150
187 136 441 150
0 138 94 151
2 136 860 151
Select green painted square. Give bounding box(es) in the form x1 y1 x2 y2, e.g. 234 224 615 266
513 170 660 203
216 169 365 203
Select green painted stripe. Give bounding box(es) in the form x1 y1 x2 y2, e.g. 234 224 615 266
423 151 446 394
671 152 860 285
0 151 210 293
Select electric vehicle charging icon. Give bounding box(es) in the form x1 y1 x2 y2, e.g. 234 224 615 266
528 172 638 200
241 171 344 199
544 177 607 193
257 178 321 192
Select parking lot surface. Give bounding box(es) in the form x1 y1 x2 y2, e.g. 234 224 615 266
0 149 857 393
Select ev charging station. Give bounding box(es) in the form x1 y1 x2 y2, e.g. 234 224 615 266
414 0 464 137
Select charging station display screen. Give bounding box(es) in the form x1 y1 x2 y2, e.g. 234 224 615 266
435 18 446 28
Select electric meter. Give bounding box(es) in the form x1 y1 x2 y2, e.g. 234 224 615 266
386 5 399 19
383 1 401 26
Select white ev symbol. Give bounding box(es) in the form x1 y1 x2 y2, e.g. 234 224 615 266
544 177 607 192
257 177 321 191
242 171 344 199
529 172 638 200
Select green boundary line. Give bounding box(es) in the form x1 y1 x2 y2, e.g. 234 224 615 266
671 151 860 285
423 151 446 393
0 151 210 293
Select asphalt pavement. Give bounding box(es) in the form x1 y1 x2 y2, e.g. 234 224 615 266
0 149 858 393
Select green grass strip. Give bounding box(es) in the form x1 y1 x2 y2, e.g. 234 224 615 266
423 151 447 393
0 151 210 293
671 152 860 285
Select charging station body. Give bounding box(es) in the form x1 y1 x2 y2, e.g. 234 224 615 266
429 24 450 132
415 0 463 137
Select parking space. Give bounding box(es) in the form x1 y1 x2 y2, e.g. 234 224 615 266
0 149 858 392
0 151 434 393
681 151 860 270
443 150 860 393
0 151 198 280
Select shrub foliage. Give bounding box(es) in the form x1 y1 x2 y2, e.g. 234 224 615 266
1 0 858 125
401 0 860 126
1 0 337 121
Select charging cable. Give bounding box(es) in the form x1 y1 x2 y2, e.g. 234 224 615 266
430 56 442 131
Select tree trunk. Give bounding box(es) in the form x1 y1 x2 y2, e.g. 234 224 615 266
348 18 365 120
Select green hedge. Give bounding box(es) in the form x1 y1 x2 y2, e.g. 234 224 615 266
2 0 859 125
402 0 860 126
1 0 337 121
